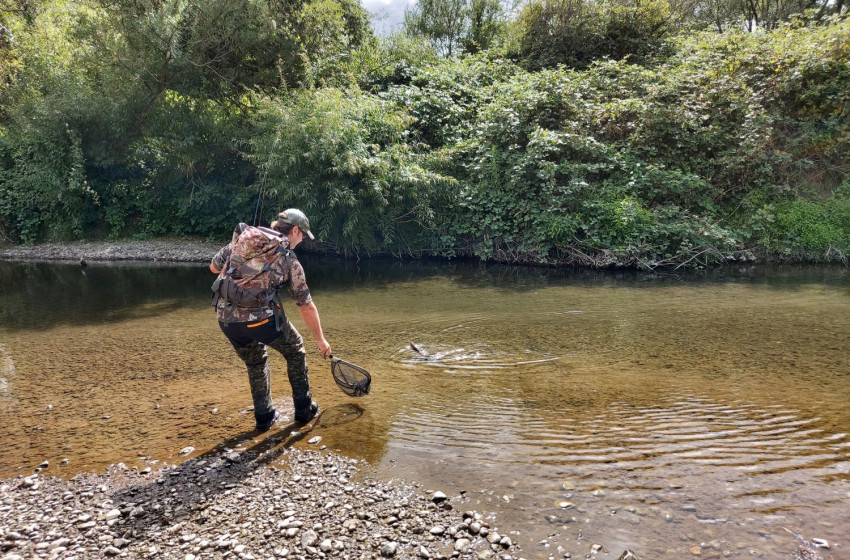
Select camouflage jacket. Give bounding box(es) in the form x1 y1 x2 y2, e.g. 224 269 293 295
211 223 312 324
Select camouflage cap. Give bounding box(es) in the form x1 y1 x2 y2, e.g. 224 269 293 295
278 208 315 240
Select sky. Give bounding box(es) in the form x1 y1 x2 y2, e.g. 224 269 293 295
361 0 416 35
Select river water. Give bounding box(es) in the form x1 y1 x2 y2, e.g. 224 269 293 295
1 259 848 558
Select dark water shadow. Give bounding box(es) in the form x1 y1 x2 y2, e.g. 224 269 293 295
0 261 211 330
2 257 847 331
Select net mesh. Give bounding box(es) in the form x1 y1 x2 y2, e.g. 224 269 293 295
331 357 371 397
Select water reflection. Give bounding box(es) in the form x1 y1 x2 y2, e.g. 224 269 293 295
0 259 848 558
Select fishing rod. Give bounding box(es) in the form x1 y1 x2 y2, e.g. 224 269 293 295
252 125 283 226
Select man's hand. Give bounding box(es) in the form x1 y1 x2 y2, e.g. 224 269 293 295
316 338 332 359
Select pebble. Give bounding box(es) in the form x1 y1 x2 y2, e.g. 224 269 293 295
179 446 195 456
308 436 322 445
454 538 471 551
431 491 447 503
381 541 398 557
0 448 523 560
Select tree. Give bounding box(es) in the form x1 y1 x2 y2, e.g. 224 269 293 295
512 0 673 70
404 0 505 56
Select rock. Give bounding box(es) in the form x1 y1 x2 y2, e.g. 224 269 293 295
380 541 398 557
431 491 447 503
301 530 318 548
179 446 195 456
308 436 322 445
0 446 524 560
454 538 471 552
618 550 640 560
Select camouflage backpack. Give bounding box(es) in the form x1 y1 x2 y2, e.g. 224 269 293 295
211 223 292 312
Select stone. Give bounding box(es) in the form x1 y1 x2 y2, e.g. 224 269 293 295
301 530 318 549
380 542 398 557
454 538 471 552
431 491 447 503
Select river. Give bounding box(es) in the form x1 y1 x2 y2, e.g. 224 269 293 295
1 259 848 558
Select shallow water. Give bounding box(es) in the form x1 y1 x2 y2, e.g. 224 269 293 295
1 259 848 558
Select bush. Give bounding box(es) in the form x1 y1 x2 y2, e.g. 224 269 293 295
248 88 454 253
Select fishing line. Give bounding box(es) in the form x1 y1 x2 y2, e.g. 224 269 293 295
252 125 283 226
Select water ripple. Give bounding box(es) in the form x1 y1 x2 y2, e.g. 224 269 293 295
388 396 850 496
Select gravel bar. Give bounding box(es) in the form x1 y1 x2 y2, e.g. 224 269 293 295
0 239 220 263
1 446 526 560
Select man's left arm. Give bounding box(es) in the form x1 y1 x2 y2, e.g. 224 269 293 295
298 302 332 358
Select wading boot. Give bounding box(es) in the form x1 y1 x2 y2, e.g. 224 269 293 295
255 408 280 432
294 397 319 423
235 343 276 431
286 351 319 422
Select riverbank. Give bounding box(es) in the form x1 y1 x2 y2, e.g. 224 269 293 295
0 239 220 264
1 444 528 560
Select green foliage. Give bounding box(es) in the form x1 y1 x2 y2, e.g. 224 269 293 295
511 0 674 70
249 89 454 253
404 0 505 56
382 54 521 148
762 198 850 258
1 0 848 270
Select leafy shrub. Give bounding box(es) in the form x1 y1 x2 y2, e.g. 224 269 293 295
249 88 454 253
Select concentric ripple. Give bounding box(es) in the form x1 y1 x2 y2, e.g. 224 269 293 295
398 342 562 370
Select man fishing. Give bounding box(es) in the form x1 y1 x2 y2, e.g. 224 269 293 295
210 208 332 431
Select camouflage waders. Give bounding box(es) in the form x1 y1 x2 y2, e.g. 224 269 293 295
225 316 317 428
